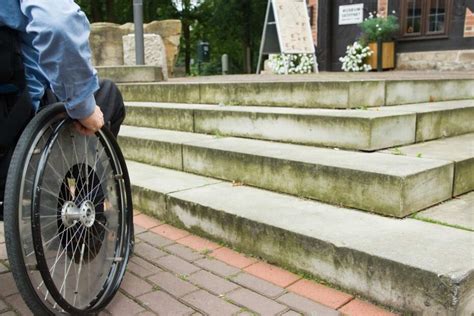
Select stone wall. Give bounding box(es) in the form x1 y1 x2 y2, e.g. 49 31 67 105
89 20 181 76
397 50 474 71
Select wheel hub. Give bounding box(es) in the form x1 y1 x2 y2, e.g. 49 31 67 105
61 200 96 228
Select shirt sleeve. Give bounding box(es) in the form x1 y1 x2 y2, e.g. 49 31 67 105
20 0 99 119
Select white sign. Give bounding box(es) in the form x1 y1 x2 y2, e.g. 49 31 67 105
339 4 364 25
272 0 315 54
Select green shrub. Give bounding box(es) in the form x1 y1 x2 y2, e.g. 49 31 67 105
359 13 399 43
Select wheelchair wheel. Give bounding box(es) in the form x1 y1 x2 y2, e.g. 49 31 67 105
4 103 133 315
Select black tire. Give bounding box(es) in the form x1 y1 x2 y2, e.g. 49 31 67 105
4 103 133 315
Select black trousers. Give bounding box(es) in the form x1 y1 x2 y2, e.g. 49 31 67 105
0 79 126 219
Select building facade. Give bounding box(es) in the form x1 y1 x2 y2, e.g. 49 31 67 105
308 0 474 71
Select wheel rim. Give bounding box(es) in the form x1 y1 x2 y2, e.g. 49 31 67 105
22 116 128 313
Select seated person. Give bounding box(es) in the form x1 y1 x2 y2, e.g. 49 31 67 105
0 0 126 220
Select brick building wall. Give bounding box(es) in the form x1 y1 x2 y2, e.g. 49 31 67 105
307 0 318 45
465 7 474 37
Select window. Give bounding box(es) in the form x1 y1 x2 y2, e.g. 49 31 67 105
401 0 451 38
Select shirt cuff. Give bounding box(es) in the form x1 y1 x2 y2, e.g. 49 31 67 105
65 94 96 120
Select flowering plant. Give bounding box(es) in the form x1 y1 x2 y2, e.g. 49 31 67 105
359 12 399 43
269 54 315 74
339 41 372 72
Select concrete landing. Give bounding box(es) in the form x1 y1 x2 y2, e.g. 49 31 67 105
415 192 474 231
381 133 474 196
119 126 454 217
126 160 474 315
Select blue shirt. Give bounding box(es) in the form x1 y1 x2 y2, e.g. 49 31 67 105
0 0 99 119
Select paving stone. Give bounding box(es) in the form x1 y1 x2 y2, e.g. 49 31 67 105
231 272 286 299
151 224 190 241
148 271 198 297
0 233 4 244
156 255 201 276
137 231 175 247
338 299 397 316
137 312 156 316
0 244 6 261
107 291 146 315
287 279 353 309
277 293 340 315
244 262 300 288
188 270 240 295
210 247 257 269
164 244 205 262
0 299 7 312
121 272 154 297
0 273 18 297
281 311 302 316
5 294 33 316
134 224 147 235
135 242 167 261
176 235 221 252
128 256 163 278
134 214 163 229
182 290 241 316
138 291 194 315
194 258 240 278
226 288 287 315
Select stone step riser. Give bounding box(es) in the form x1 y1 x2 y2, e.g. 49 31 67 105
127 162 474 315
380 133 474 196
118 79 474 108
97 66 163 83
124 105 417 151
119 134 454 217
124 100 474 151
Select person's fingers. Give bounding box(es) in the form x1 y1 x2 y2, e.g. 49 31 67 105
74 121 96 136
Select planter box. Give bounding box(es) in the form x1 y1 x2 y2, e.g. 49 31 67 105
368 42 395 70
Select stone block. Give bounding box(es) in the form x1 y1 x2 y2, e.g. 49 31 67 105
90 20 181 76
123 34 168 80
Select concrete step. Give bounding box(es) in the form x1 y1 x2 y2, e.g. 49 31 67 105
117 76 474 108
375 100 474 142
380 133 474 196
414 191 474 231
124 99 474 151
119 126 454 217
126 160 474 315
96 65 164 83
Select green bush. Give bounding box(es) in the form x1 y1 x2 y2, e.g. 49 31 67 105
359 13 399 43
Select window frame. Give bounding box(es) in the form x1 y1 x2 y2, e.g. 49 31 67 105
399 0 451 40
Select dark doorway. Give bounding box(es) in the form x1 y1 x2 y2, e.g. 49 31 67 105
318 0 378 71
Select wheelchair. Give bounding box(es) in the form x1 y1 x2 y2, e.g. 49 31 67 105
2 102 133 315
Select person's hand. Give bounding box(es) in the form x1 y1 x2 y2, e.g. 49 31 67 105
74 106 104 136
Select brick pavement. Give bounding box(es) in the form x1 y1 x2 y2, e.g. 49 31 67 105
0 214 398 316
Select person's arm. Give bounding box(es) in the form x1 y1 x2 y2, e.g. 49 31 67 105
20 0 99 121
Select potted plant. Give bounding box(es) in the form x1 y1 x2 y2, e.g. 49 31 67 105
359 12 399 71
